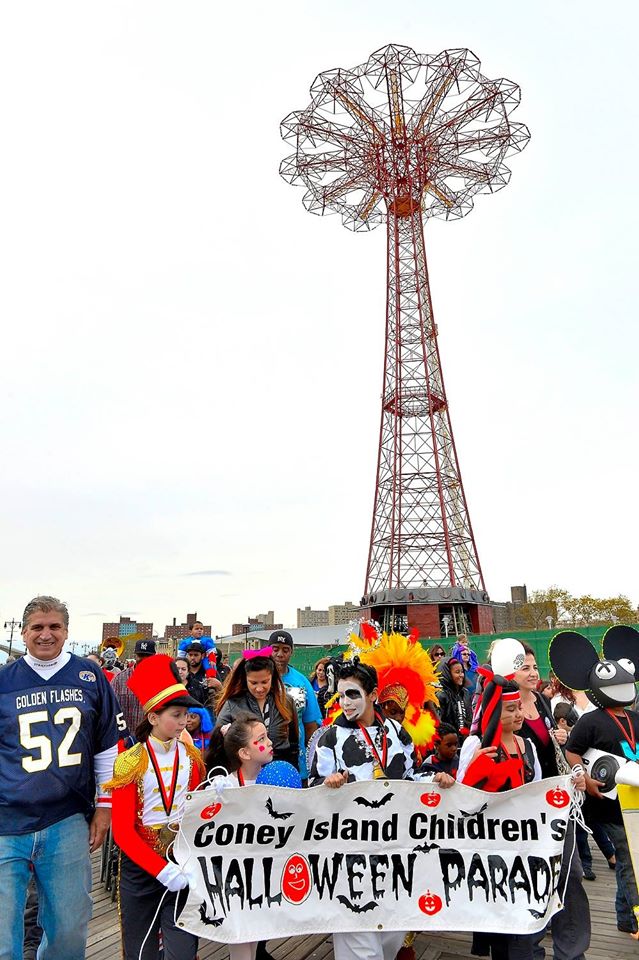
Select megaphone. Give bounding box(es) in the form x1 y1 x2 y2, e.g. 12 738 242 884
583 748 639 799
616 761 639 789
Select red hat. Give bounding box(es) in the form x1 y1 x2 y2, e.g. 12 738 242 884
127 654 201 714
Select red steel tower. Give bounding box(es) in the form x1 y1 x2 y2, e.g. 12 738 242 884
281 44 529 637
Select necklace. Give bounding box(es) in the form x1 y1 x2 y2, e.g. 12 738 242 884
357 716 388 779
500 736 523 760
146 740 180 816
606 709 637 753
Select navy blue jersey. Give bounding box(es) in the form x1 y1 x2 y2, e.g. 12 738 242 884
0 654 127 834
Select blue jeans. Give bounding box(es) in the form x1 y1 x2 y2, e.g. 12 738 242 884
0 813 92 960
576 821 615 871
603 820 639 930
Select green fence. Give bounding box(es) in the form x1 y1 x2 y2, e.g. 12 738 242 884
285 623 639 682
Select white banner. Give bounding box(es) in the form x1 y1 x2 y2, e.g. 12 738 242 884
174 777 574 942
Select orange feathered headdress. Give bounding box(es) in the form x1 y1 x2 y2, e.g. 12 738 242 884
347 627 439 753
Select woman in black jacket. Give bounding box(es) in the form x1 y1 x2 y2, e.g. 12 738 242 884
513 643 567 777
214 651 299 768
437 657 473 742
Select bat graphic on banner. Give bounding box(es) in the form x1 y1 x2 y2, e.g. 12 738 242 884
353 793 394 809
265 798 293 820
459 803 488 817
199 903 224 927
413 842 439 853
336 896 378 913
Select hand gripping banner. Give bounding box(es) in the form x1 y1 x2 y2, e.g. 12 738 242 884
174 777 574 942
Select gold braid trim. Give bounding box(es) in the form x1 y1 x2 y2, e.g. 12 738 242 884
103 742 148 792
183 740 206 780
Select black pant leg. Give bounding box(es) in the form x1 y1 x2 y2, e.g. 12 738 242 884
471 932 491 956
575 825 592 872
488 934 510 960
119 854 164 960
549 823 590 960
160 886 198 960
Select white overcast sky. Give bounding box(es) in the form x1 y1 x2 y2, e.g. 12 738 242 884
1 0 637 645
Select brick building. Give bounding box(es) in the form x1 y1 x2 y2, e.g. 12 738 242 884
297 606 329 628
232 612 282 637
328 601 360 625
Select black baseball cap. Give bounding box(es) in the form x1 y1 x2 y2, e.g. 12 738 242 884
185 640 206 654
135 639 156 656
269 630 294 648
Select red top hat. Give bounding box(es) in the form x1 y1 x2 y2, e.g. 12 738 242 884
127 654 201 714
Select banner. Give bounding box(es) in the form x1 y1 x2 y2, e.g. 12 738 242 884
174 777 574 942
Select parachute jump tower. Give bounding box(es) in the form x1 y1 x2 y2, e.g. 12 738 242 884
281 44 529 638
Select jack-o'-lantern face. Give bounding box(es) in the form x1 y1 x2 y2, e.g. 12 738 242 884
546 787 570 809
420 792 441 808
418 890 443 915
281 854 311 904
200 802 222 820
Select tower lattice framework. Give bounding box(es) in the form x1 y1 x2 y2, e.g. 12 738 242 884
281 44 529 598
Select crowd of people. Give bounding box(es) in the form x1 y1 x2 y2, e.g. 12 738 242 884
2 597 638 960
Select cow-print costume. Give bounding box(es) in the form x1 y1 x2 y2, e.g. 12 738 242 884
309 711 416 784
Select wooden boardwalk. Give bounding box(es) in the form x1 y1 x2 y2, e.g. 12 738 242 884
88 848 637 959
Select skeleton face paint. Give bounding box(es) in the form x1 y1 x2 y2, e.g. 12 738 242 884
337 679 367 721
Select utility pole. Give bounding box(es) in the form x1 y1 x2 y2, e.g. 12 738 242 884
4 618 22 657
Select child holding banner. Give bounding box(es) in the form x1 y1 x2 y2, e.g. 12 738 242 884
309 657 453 960
458 670 540 959
207 711 274 785
104 655 206 960
205 713 276 960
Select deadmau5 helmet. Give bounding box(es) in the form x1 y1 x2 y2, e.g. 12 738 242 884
549 625 639 710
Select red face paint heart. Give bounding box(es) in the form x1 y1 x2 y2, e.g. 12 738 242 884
420 792 441 808
201 802 222 820
546 787 570 809
418 891 443 915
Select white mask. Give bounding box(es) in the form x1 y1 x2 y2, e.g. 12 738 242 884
337 679 368 721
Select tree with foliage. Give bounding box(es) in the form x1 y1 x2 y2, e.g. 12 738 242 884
527 587 636 627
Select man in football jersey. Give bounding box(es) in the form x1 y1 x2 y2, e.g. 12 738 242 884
0 596 127 960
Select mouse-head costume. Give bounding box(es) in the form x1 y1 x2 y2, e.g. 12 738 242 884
549 625 639 711
554 625 639 939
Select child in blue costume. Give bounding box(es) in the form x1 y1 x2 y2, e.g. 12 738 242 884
185 706 214 753
178 621 217 679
